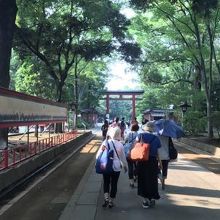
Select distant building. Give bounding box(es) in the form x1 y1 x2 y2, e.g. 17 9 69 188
143 109 173 121
80 108 98 127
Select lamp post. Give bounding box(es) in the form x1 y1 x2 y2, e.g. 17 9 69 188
179 101 191 114
179 101 191 127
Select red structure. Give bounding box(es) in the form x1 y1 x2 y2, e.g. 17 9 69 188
102 90 144 119
0 87 75 171
0 87 67 128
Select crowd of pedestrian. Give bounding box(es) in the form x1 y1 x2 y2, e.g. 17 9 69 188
96 112 183 209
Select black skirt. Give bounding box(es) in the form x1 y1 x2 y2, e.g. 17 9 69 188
137 157 160 200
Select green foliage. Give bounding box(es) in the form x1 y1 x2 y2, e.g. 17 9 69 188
14 59 56 99
183 111 206 135
119 42 142 64
210 111 220 138
212 81 220 111
109 100 132 121
77 61 107 110
129 0 151 10
76 117 91 129
14 0 141 104
192 0 218 17
129 0 220 137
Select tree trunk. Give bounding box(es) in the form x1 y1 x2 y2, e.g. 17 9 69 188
206 97 213 138
55 81 65 133
0 0 17 87
74 60 79 127
0 0 17 149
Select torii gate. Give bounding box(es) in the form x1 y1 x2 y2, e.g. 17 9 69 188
102 90 144 120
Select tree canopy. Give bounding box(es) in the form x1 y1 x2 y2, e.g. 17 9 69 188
0 0 220 136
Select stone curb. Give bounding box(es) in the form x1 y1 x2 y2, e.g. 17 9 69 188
59 156 102 220
180 137 220 158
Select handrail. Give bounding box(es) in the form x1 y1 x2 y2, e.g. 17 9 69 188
18 125 35 140
0 131 78 171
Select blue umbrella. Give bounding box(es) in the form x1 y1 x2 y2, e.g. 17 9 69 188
154 119 184 138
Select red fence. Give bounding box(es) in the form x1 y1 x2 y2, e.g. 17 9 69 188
0 131 78 171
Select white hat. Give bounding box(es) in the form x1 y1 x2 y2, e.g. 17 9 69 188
142 121 154 132
107 127 121 140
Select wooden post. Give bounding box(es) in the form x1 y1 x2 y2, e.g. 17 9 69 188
106 94 110 115
132 94 136 120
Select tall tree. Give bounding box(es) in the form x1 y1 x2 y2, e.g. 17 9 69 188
0 0 17 149
129 0 220 137
0 0 17 88
14 0 141 103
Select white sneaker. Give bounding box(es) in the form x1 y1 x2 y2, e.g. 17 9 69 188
158 173 163 182
142 200 150 208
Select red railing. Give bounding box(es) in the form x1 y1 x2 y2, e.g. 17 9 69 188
0 131 78 171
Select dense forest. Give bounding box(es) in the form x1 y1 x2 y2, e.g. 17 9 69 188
0 0 220 138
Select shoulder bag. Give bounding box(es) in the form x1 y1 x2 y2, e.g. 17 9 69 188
130 134 156 161
95 141 114 174
124 133 136 158
168 137 178 160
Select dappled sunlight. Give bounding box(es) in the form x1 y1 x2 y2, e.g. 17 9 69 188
166 193 220 209
170 164 207 172
80 144 94 153
169 160 208 172
89 145 99 153
160 155 220 212
80 139 101 154
89 140 101 145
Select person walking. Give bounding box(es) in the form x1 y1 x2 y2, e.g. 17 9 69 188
157 134 171 190
124 123 139 187
96 127 127 208
135 121 161 208
109 116 120 128
130 117 138 126
101 119 109 140
120 117 126 139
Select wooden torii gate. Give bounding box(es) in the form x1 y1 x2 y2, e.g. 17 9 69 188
102 90 144 120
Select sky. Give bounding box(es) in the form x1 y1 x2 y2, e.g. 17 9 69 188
106 61 140 90
106 7 139 91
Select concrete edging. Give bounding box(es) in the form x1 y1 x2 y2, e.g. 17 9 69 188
180 137 220 158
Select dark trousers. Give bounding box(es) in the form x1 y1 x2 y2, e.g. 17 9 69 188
127 158 137 179
103 171 120 198
137 157 160 200
161 160 169 178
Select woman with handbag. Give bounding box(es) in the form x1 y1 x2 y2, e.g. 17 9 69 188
96 127 127 208
135 121 161 208
124 123 139 187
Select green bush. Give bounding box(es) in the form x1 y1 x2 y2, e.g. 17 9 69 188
211 111 220 138
76 118 91 129
183 111 206 135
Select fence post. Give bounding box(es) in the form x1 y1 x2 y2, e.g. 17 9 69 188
3 149 9 168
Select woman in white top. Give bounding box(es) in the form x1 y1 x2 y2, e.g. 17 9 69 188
96 126 127 208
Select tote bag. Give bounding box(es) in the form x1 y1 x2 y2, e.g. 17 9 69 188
95 142 114 174
130 134 156 161
168 137 178 160
130 141 150 161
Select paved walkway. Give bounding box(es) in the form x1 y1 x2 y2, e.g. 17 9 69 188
59 140 220 220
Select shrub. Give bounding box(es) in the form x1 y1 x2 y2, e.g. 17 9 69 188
183 111 206 135
211 111 220 138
